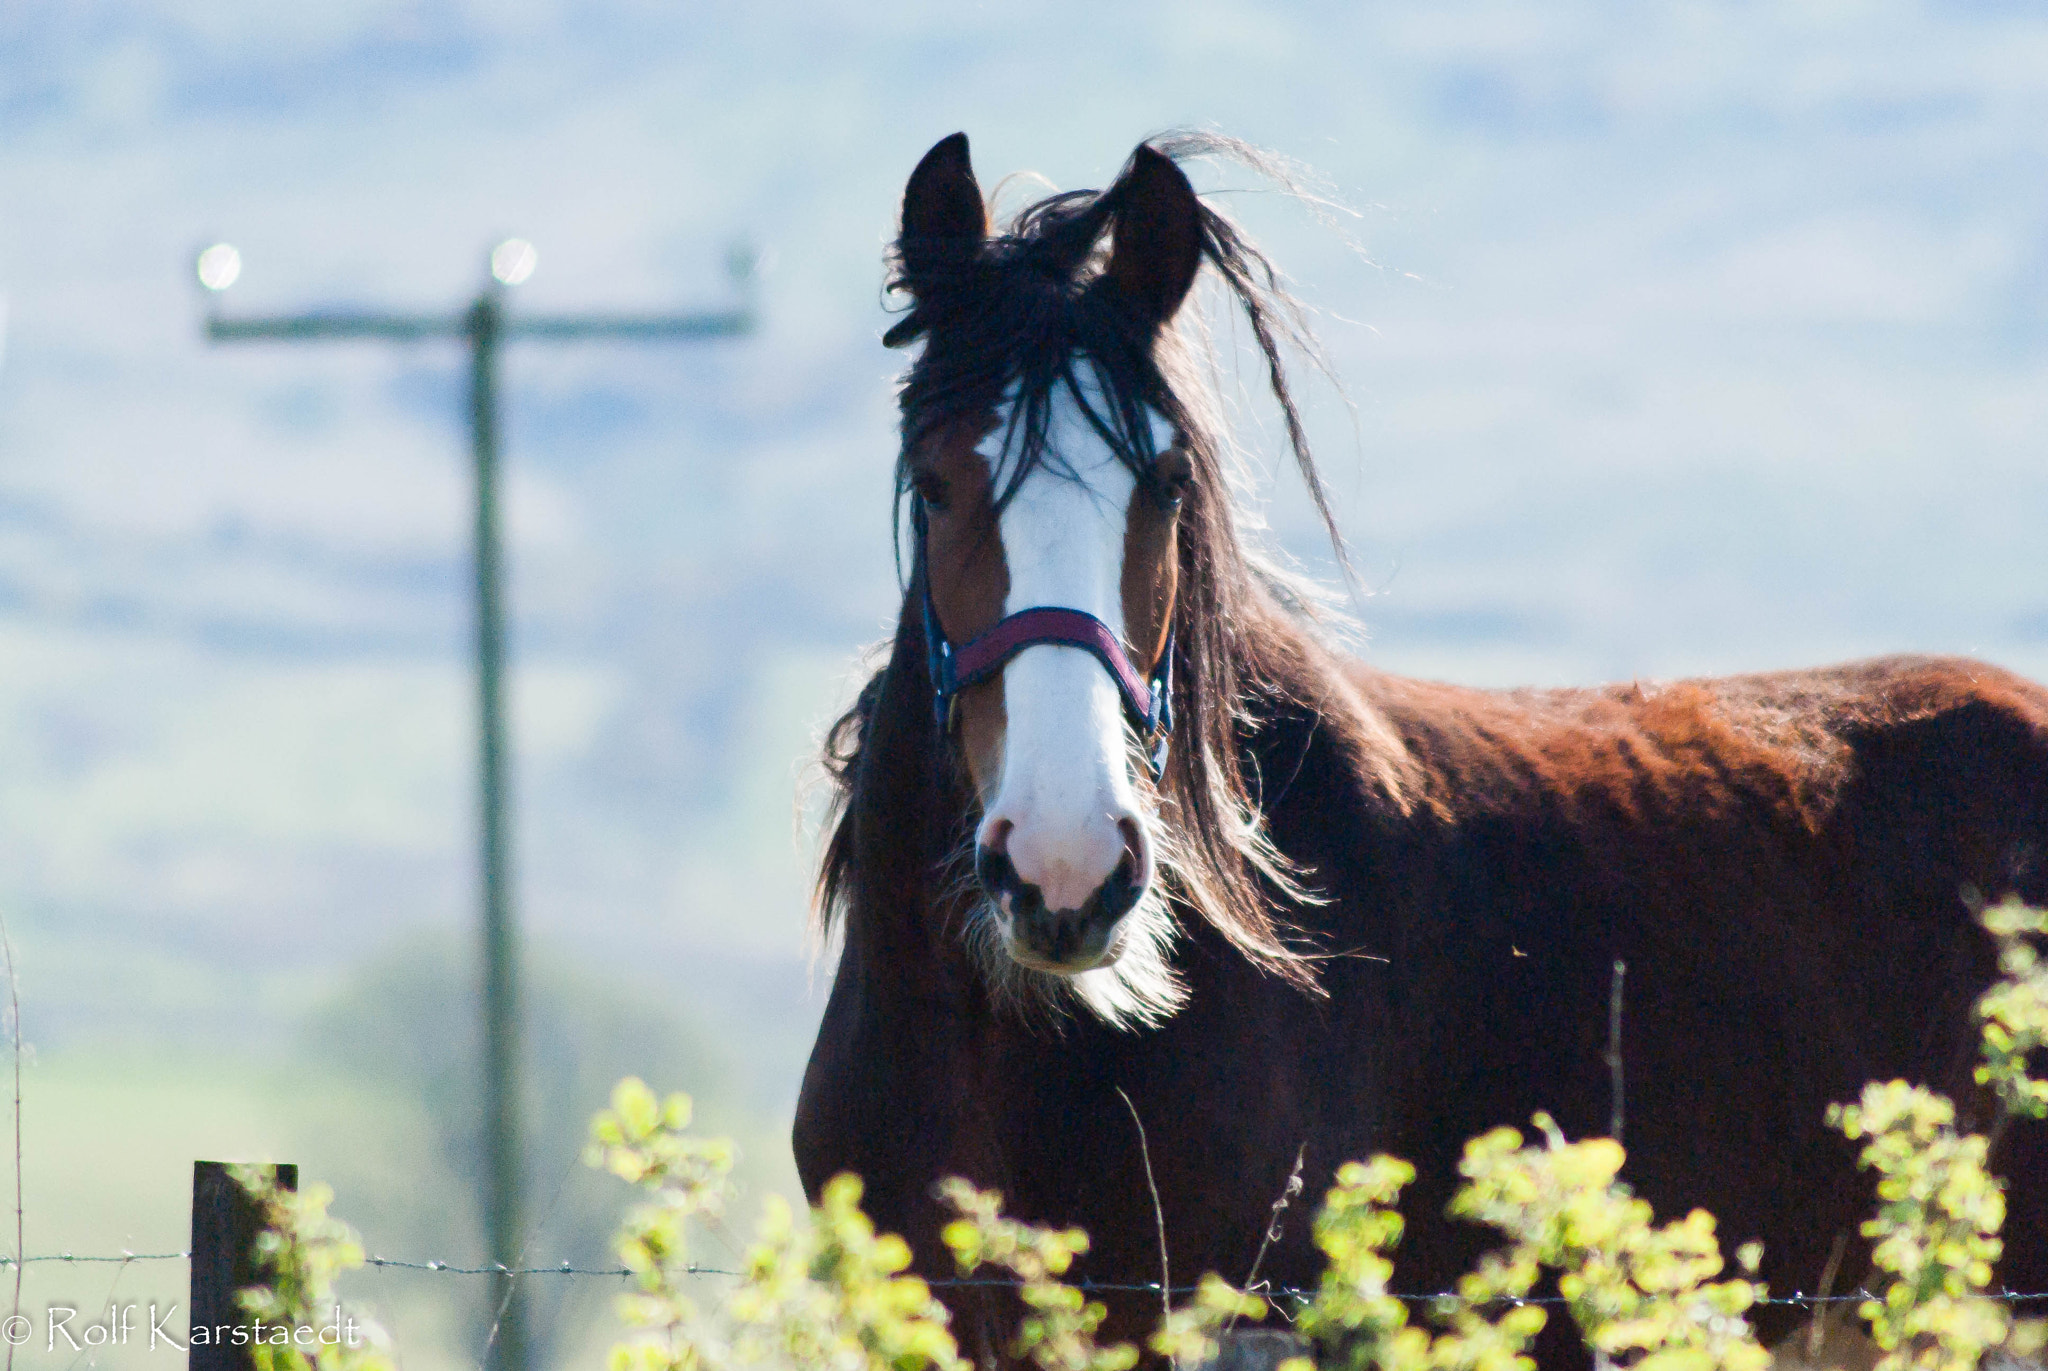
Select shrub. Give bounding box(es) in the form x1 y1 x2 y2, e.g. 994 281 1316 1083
938 1177 1141 1371
234 901 2048 1371
586 1077 964 1371
1293 1133 1764 1371
1823 896 2048 1371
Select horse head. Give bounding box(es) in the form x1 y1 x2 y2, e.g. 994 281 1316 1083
850 133 1337 1028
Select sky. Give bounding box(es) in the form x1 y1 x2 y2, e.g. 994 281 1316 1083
1 0 2046 1330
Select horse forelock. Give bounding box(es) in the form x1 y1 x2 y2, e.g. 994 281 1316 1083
820 142 1396 1022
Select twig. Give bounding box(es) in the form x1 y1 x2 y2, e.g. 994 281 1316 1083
62 1255 136 1371
1605 960 1627 1145
478 1139 590 1371
1115 1086 1171 1324
1231 1144 1305 1331
0 907 21 1371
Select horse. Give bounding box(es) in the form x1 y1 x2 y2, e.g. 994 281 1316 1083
791 132 2048 1368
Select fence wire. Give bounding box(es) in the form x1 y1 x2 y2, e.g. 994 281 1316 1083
3 1252 2044 1310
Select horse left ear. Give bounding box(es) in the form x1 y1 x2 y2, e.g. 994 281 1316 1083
1105 145 1205 329
899 132 988 286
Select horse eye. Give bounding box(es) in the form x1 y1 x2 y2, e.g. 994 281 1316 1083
911 470 949 511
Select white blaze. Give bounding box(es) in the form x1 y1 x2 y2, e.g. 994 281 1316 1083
965 364 1188 1029
976 367 1170 912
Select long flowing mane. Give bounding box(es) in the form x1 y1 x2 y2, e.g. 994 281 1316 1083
814 137 1410 1021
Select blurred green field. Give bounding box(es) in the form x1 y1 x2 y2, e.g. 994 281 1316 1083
2 942 798 1370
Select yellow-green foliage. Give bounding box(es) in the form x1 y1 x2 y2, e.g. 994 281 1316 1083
1976 897 2048 1121
239 900 2048 1371
1826 899 2048 1371
1294 1156 1464 1371
1149 1272 1269 1368
586 1077 964 1371
1293 1136 1763 1371
1295 1151 1537 1371
1451 1118 1766 1371
937 1178 1139 1371
231 1163 394 1371
726 1177 968 1371
1829 1083 2014 1371
585 1077 738 1368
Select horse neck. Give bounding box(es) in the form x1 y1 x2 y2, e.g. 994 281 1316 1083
1206 584 1424 819
833 605 988 989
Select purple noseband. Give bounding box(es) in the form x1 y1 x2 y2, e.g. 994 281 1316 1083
916 515 1174 778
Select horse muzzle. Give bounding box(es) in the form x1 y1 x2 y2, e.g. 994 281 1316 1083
975 840 1146 973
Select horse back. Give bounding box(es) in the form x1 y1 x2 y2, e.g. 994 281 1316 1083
1351 652 2048 920
1318 652 2048 1335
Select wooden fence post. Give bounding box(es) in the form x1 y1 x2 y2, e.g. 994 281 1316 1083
189 1160 297 1371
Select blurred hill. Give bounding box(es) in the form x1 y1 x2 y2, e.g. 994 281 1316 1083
1 0 2047 1363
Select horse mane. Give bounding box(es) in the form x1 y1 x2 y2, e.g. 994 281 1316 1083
817 136 1386 1016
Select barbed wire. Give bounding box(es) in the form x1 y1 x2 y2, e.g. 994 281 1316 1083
0 1254 185 1266
5 1251 2043 1309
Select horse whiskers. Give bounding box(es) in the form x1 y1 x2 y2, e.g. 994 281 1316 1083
940 807 1189 1034
1066 886 1187 1029
959 909 1076 1034
931 829 983 912
953 877 1189 1033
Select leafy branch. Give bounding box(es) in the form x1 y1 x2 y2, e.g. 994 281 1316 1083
1828 897 2048 1371
937 1179 1138 1371
587 1077 964 1371
231 1164 393 1371
1293 1135 1764 1371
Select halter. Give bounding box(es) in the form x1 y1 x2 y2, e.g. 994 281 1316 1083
914 502 1175 779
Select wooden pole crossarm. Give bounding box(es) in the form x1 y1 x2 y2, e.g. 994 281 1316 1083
507 309 752 340
205 308 753 344
206 313 460 342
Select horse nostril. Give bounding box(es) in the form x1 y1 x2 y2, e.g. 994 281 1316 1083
1091 817 1150 925
976 842 1023 906
981 817 1014 856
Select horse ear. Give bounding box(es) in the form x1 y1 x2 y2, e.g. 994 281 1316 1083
1105 144 1204 328
899 132 987 282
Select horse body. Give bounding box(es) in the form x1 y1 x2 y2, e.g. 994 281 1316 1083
794 133 2048 1366
801 607 2048 1358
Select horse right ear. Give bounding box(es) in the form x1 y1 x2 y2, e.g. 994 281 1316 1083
897 132 987 290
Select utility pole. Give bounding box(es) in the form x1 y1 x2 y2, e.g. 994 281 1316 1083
197 238 753 1371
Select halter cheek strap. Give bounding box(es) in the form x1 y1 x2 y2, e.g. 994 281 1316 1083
917 517 1175 779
